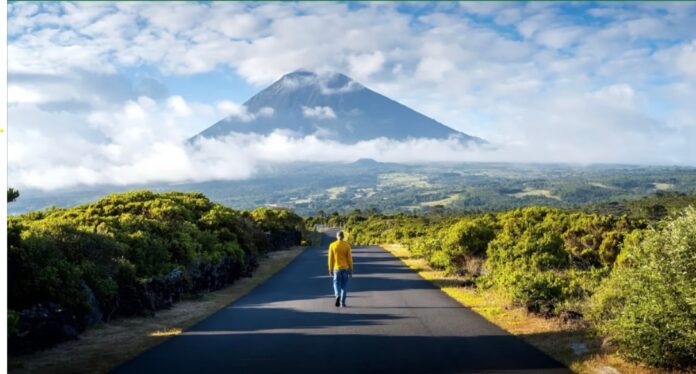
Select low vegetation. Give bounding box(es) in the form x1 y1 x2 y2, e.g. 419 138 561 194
317 194 696 370
8 190 306 354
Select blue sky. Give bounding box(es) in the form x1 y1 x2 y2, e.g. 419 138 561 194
7 2 696 189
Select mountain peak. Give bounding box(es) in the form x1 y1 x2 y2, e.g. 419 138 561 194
277 70 355 90
195 70 484 144
282 69 318 79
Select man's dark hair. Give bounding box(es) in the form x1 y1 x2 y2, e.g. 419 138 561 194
337 231 345 240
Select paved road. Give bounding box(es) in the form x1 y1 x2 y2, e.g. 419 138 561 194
114 232 569 373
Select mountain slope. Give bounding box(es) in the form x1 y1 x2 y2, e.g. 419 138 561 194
195 70 483 144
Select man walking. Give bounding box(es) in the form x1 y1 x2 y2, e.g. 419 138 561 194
328 231 353 307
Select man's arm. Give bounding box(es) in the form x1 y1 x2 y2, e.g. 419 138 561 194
328 244 334 275
347 244 353 274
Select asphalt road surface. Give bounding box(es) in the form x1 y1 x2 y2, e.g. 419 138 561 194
114 231 570 374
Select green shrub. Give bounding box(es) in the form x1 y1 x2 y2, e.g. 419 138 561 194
487 207 570 272
410 237 441 259
251 207 304 233
428 250 450 270
589 207 696 369
507 271 581 314
441 215 497 272
561 214 632 267
9 229 89 313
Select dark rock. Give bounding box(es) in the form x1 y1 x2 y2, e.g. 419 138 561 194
187 255 244 294
115 268 189 317
142 268 186 310
114 277 155 317
10 303 80 354
81 282 103 328
526 300 555 318
560 310 584 323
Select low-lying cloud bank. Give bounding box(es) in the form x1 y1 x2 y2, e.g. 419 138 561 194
9 129 486 190
9 127 695 191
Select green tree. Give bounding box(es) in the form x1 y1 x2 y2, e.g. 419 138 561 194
8 188 19 202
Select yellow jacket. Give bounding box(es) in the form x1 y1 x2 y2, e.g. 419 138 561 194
328 240 353 272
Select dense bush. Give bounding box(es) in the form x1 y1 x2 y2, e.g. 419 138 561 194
589 207 696 369
250 207 306 251
8 190 304 350
481 208 577 313
440 214 498 273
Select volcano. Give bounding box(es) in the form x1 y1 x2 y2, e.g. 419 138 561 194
194 70 483 144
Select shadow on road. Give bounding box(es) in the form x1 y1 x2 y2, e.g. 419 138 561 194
116 332 569 373
191 307 403 332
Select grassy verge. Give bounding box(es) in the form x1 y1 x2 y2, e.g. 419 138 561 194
8 247 306 374
381 244 677 374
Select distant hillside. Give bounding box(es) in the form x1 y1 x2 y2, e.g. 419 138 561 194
194 70 484 144
9 164 696 217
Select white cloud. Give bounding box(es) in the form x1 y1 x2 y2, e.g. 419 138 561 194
216 100 248 118
590 83 638 109
12 121 695 191
217 101 275 122
167 96 193 117
302 106 337 120
675 40 696 77
8 85 43 103
257 107 275 118
347 51 385 80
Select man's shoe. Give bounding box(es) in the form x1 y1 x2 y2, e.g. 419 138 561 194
335 296 340 307
341 303 347 308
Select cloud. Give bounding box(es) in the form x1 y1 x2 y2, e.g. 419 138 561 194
217 101 275 122
347 51 385 80
167 96 192 117
12 124 695 191
675 40 696 77
302 106 337 120
8 85 43 103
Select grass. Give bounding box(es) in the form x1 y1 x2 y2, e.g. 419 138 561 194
511 188 562 201
653 183 674 191
421 193 461 207
589 182 618 190
8 246 306 374
381 244 680 374
326 186 347 199
378 173 431 189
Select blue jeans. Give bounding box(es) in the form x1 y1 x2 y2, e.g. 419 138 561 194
333 269 350 305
